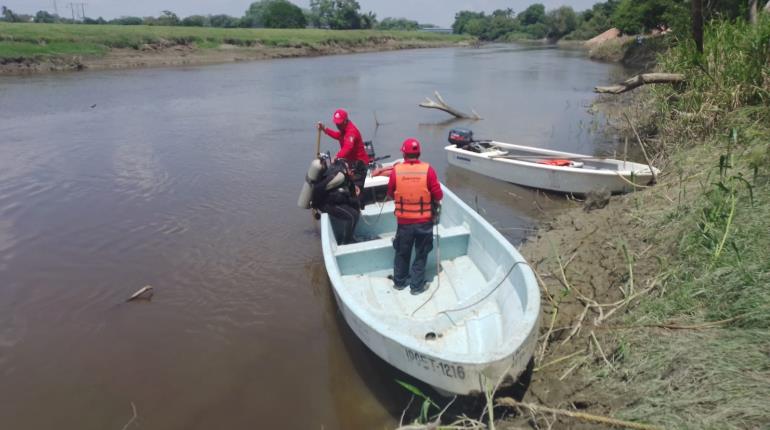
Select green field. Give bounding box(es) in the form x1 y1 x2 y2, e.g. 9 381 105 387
0 22 469 59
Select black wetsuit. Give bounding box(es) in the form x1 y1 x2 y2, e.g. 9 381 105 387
311 161 360 244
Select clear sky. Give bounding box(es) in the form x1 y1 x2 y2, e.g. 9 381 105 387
4 0 598 27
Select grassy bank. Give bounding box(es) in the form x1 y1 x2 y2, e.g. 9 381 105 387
0 23 470 73
508 16 770 430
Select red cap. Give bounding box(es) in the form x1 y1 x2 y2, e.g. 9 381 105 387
401 138 421 155
332 109 348 125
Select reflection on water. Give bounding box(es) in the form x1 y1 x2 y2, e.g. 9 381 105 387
0 44 625 429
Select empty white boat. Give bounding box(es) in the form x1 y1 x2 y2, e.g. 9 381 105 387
320 185 540 395
445 134 659 195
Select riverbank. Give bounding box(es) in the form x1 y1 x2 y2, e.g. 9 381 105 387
502 17 770 429
0 23 471 74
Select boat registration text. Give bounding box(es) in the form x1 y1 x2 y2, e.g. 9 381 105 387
405 349 466 380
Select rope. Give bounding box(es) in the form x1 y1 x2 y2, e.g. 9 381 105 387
438 261 529 326
358 193 389 227
615 171 653 188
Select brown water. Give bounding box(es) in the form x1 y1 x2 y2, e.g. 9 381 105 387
0 45 625 429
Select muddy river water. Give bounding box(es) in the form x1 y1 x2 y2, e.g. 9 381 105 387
0 45 624 429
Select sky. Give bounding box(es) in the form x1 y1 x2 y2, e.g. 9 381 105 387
4 0 598 27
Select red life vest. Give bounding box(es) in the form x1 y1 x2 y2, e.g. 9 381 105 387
394 162 432 220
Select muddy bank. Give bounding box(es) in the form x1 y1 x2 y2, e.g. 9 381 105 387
505 189 666 427
0 39 467 75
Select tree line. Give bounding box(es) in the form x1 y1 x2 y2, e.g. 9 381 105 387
0 0 431 31
452 0 764 42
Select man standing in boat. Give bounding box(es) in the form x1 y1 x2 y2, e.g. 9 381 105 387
387 138 443 295
317 109 369 191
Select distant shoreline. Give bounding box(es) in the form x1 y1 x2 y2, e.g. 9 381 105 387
0 23 471 75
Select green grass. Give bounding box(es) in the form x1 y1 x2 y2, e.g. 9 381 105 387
0 22 469 59
583 16 770 429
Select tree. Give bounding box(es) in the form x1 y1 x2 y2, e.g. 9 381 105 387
182 15 207 27
110 16 143 25
692 0 703 53
209 14 240 28
1 6 21 22
546 6 578 39
518 3 546 26
309 0 367 29
83 16 106 25
34 10 59 23
262 0 306 28
360 11 376 29
243 0 270 27
156 10 180 26
487 9 519 40
452 10 485 34
377 17 419 31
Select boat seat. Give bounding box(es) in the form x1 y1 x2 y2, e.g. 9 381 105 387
335 224 471 276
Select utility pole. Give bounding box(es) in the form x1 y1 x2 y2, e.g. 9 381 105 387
80 2 85 19
68 2 75 21
52 0 59 16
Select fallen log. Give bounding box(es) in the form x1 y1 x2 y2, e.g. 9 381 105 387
419 91 481 120
594 73 685 94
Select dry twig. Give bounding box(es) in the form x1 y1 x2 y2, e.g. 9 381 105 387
120 402 138 430
496 398 663 430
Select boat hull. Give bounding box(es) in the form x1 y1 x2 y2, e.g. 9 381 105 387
446 144 656 195
327 279 539 395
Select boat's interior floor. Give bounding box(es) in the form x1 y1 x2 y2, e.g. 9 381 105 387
337 232 524 354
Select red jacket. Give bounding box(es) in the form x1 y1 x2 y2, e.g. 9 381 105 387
387 159 443 225
323 121 370 165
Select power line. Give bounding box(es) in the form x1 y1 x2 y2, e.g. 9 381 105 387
66 2 87 21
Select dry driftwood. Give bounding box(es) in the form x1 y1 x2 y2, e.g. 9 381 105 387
419 91 482 120
594 73 685 94
496 398 663 430
127 285 154 302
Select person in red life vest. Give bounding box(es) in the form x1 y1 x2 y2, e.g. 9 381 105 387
387 138 443 295
317 109 370 191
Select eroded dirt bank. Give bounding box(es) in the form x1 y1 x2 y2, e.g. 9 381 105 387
0 39 465 75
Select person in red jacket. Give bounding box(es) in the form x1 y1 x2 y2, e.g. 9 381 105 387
387 138 443 295
318 109 370 193
318 108 370 171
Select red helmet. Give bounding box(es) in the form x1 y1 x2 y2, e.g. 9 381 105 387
332 109 348 125
401 138 421 155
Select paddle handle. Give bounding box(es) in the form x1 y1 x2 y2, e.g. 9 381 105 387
315 127 322 157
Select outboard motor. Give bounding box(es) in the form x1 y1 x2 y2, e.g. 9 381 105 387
448 128 474 149
364 140 377 163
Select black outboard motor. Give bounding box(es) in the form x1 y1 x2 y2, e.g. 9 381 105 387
448 128 474 149
364 140 376 163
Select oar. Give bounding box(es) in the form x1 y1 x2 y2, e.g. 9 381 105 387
315 126 322 157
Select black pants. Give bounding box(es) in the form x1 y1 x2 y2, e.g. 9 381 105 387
350 160 368 195
324 203 360 245
393 222 434 290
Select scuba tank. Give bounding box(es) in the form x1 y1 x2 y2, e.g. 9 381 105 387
297 158 326 209
324 172 346 191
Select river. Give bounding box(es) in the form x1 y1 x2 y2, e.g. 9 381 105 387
0 45 624 429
